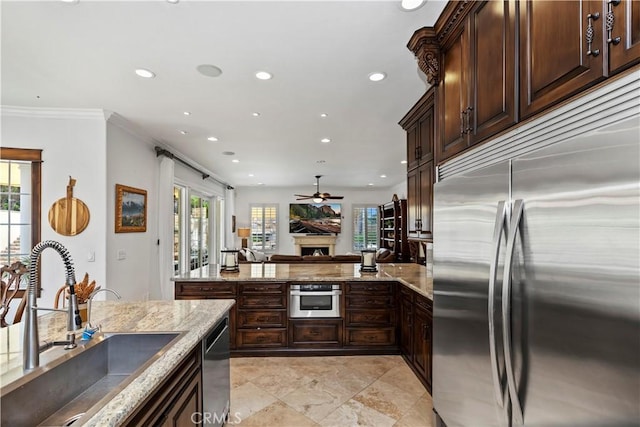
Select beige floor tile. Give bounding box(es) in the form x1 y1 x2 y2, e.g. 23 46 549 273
315 365 378 396
238 401 319 427
231 369 250 388
353 378 423 420
393 392 434 427
251 365 314 398
377 365 428 396
230 382 278 421
319 398 397 427
343 355 404 379
280 378 353 423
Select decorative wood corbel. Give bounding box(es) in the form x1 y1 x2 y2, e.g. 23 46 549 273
407 27 440 86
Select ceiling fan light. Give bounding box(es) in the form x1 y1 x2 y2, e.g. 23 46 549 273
312 197 324 203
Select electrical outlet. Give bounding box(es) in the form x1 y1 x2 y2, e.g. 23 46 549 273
117 249 126 260
87 250 95 262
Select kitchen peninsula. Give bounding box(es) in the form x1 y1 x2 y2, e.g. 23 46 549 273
0 299 234 427
174 262 434 390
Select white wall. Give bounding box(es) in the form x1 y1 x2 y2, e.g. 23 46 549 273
1 107 108 309
105 116 160 301
234 185 405 255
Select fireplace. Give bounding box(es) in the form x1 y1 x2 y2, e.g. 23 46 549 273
301 247 330 256
292 235 337 256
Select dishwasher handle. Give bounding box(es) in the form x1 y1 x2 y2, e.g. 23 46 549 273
205 316 229 354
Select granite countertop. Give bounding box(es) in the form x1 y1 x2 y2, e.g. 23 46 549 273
173 262 433 299
0 299 235 427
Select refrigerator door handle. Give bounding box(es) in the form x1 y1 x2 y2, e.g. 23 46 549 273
488 200 507 409
502 199 525 425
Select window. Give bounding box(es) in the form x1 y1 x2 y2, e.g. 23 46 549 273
0 147 41 293
352 205 378 251
190 193 210 271
173 186 182 274
250 204 278 252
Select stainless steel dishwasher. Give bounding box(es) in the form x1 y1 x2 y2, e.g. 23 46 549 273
202 315 230 426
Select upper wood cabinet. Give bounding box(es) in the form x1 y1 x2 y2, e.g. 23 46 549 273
608 0 640 74
519 0 606 118
407 0 640 164
402 89 435 170
409 1 517 163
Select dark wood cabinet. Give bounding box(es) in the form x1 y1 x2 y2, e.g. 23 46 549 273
412 295 433 388
399 286 433 392
125 345 202 426
289 318 343 348
175 281 237 350
378 199 410 262
519 0 606 119
236 282 287 349
344 281 397 348
406 161 433 239
609 0 640 74
400 89 435 240
438 0 517 160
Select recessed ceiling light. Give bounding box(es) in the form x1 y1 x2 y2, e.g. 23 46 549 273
257 182 264 186
252 112 261 117
368 183 374 186
320 113 328 118
400 0 425 11
135 68 155 78
380 174 387 178
321 138 331 143
196 64 223 78
255 71 273 80
166 0 179 3
207 136 219 142
368 72 386 82
60 0 79 3
248 174 254 177
183 111 191 116
401 160 408 164
179 130 188 135
232 159 239 163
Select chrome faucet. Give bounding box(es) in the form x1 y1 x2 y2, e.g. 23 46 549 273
24 240 82 370
87 288 121 330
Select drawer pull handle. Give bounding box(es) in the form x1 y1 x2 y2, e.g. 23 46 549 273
586 12 600 57
606 0 621 45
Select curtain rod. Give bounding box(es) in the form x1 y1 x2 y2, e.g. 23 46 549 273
155 146 234 190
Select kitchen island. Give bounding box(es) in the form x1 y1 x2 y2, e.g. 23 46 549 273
174 262 432 299
0 299 234 426
174 262 434 390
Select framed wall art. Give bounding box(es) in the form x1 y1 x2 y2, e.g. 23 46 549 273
115 184 147 233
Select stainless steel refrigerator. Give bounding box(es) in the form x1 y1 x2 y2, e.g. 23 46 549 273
432 115 640 427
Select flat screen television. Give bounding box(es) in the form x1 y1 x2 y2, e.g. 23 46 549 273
289 203 341 234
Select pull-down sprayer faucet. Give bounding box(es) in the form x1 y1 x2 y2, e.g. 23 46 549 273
24 240 82 370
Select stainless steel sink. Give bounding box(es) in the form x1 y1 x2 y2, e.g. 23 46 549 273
0 332 182 427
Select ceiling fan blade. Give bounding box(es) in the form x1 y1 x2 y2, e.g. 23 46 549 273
324 196 344 200
295 197 313 200
294 194 313 198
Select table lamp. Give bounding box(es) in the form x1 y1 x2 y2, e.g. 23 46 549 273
238 227 251 249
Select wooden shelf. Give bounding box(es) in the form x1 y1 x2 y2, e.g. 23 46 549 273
378 200 410 262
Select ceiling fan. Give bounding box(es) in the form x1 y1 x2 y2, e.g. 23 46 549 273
295 175 344 203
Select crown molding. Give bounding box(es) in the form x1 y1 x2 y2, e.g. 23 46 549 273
0 105 105 119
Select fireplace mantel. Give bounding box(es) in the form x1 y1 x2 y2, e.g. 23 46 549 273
292 235 337 256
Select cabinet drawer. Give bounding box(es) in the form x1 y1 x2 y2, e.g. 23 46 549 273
236 329 287 348
175 282 236 297
239 282 285 294
346 295 395 309
399 285 414 299
237 310 286 328
289 319 342 347
345 328 396 347
346 282 394 294
415 295 433 312
346 310 396 326
238 294 286 309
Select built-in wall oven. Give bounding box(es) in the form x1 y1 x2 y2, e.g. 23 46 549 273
289 283 341 318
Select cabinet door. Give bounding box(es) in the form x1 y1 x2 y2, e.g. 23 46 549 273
609 0 640 73
407 167 419 236
406 124 420 170
438 25 470 163
418 106 435 163
399 292 413 356
520 0 605 119
468 0 517 144
160 370 202 427
418 162 433 238
413 307 432 387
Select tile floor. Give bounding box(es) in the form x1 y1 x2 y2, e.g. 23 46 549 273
230 355 433 427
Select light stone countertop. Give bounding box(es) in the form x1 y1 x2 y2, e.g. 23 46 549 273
0 299 235 426
173 262 434 299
